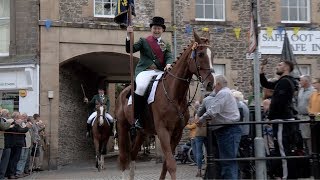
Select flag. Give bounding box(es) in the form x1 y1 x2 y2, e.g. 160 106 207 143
282 32 302 76
248 12 257 53
113 0 135 29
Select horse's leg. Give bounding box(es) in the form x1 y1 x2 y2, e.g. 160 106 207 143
118 120 131 174
93 137 100 169
157 128 177 180
128 132 144 180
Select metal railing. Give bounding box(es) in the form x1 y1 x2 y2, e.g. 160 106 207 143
204 118 320 179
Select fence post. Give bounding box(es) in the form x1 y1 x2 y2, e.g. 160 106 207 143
204 123 215 179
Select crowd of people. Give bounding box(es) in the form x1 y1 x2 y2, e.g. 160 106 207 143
185 61 320 179
0 110 46 179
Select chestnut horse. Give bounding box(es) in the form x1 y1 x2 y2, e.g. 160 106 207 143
92 104 112 171
115 31 214 179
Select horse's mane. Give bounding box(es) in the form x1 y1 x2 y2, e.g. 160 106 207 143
170 37 209 69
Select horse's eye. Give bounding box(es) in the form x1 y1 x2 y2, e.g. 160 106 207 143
198 52 205 57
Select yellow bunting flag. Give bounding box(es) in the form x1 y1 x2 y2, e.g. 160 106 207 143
233 27 241 40
293 27 301 35
172 25 177 31
266 27 273 38
134 24 144 28
202 27 209 32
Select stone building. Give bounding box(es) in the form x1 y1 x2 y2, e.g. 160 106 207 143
0 0 39 116
37 0 320 169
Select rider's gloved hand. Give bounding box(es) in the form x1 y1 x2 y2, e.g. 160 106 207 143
164 64 172 71
84 97 89 103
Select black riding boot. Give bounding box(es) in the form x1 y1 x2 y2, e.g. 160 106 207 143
86 123 91 138
134 93 145 129
109 122 114 136
130 93 145 138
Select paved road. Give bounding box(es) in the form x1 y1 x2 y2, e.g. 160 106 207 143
27 154 203 180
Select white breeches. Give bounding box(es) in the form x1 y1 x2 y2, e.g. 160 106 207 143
135 70 163 96
87 111 114 124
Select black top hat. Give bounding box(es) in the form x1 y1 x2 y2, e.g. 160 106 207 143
150 16 166 31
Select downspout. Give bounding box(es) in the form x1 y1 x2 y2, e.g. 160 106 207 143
9 0 16 56
173 0 177 60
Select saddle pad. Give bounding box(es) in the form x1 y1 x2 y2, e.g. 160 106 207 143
91 116 110 126
128 73 163 105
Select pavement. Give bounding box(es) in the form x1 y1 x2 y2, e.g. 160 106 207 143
25 152 203 180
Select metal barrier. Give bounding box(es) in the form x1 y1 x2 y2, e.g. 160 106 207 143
204 117 320 179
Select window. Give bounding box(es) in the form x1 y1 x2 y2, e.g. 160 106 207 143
0 91 19 113
0 0 10 56
281 0 310 23
293 64 310 76
196 0 225 21
213 64 225 75
94 0 117 17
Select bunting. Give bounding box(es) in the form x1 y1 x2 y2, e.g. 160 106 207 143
266 27 273 38
233 27 241 40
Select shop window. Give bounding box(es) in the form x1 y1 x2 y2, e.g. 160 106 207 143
281 0 310 23
94 0 117 18
0 91 19 113
195 0 225 21
0 0 10 56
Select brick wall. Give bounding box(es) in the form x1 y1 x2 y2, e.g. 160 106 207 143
58 62 100 165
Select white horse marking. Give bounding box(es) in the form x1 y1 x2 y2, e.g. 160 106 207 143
129 161 135 180
99 105 104 126
206 48 215 78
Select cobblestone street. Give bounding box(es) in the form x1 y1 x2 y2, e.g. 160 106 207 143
27 153 203 180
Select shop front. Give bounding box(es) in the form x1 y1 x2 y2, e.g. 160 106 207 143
0 63 39 116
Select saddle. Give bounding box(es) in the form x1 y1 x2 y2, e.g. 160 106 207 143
127 74 163 105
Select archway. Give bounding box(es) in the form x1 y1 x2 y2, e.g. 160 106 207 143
58 52 138 165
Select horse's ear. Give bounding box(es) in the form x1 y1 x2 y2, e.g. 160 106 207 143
193 30 201 43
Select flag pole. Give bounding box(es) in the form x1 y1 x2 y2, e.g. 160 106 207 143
128 5 135 126
252 0 267 179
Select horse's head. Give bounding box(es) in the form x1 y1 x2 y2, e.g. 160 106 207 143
96 103 106 126
187 31 215 91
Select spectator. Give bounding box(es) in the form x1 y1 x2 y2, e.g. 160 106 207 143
232 91 250 137
185 118 197 166
194 116 207 177
5 112 31 179
297 75 314 155
196 75 241 180
32 114 45 171
260 60 299 179
308 78 320 115
15 113 32 178
0 110 14 179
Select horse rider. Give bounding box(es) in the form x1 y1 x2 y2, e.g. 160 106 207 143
84 87 114 137
126 16 173 130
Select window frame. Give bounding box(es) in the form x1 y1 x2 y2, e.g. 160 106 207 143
0 0 10 57
281 0 311 24
195 0 226 22
294 64 311 76
94 0 116 18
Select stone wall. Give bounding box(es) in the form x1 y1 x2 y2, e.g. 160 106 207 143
58 61 99 165
15 0 39 56
1 0 39 63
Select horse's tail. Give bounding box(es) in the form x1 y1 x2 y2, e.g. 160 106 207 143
116 86 131 171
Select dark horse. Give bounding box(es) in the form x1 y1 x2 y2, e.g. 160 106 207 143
92 103 112 171
115 31 215 179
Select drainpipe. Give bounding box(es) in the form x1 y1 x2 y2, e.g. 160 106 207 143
173 0 177 60
9 0 16 56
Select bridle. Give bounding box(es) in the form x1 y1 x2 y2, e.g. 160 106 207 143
161 41 214 121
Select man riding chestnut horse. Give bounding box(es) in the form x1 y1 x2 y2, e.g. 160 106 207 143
126 16 173 133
